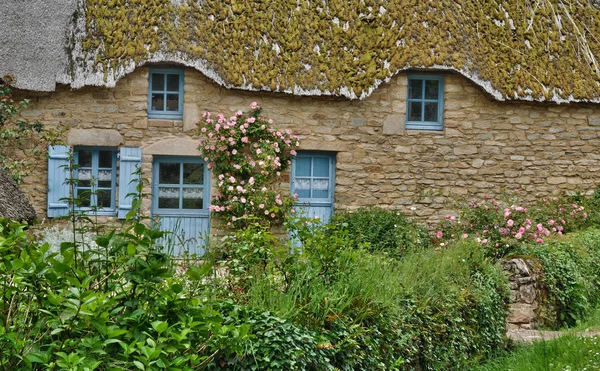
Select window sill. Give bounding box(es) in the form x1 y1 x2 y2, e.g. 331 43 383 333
148 113 184 120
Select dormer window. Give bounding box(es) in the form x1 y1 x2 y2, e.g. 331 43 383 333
406 76 444 131
148 69 184 119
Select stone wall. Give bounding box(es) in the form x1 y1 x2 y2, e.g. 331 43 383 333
15 66 600 222
504 257 545 329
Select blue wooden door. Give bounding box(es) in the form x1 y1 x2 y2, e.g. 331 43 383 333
152 157 210 256
291 152 336 223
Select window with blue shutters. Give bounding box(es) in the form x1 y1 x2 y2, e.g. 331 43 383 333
291 152 336 224
148 69 184 119
406 76 444 131
47 146 142 218
74 147 117 215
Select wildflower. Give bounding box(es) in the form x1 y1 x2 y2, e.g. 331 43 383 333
462 233 469 239
536 238 543 244
515 232 523 239
435 231 443 239
232 216 237 222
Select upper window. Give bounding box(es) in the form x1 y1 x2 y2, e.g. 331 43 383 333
148 69 184 119
75 148 117 214
406 76 444 131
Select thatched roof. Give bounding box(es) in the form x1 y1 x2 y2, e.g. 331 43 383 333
1 0 600 103
0 167 36 223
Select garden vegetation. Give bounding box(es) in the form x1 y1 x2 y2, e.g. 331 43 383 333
1 103 600 369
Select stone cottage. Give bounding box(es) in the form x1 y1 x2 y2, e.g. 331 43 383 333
1 0 600 253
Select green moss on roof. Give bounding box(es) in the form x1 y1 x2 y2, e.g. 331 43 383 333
75 0 600 101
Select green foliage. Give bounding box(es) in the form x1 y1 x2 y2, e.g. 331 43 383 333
0 75 64 183
328 207 431 258
473 335 600 371
0 218 248 370
520 228 600 328
229 222 510 370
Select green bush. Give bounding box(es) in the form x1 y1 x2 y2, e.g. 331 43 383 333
520 228 600 328
242 223 509 370
0 218 247 370
328 207 431 258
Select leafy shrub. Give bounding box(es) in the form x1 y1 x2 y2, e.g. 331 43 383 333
240 223 509 370
0 218 248 369
328 207 431 258
520 228 600 328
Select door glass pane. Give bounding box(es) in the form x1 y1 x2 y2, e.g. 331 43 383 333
97 190 111 208
425 80 439 99
408 101 422 121
166 74 180 91
312 179 329 199
99 151 113 168
424 102 439 122
182 188 203 209
295 157 311 177
151 93 165 111
166 94 179 111
152 73 164 91
313 157 329 177
159 163 180 184
295 178 311 199
183 163 204 185
409 79 423 99
158 187 180 208
78 150 92 167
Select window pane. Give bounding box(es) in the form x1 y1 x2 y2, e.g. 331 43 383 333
166 74 180 91
425 80 439 99
182 188 203 209
78 150 92 167
408 101 422 121
295 178 311 198
78 169 92 186
312 179 329 198
97 190 111 208
151 73 164 91
183 163 204 185
152 93 165 111
313 157 329 177
166 94 179 111
158 187 179 208
409 79 423 99
98 170 112 188
159 163 180 184
424 102 439 122
99 151 113 168
79 193 91 207
295 157 311 177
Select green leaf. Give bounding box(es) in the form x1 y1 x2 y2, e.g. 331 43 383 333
133 360 145 370
151 321 168 334
127 243 136 256
134 223 146 235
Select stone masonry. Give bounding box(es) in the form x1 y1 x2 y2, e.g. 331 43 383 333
504 257 545 329
14 66 600 222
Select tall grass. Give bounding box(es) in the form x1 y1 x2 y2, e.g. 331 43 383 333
473 335 600 371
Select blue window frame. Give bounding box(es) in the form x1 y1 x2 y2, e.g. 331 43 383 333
148 69 184 119
152 157 210 216
74 147 117 214
292 152 335 205
406 75 444 131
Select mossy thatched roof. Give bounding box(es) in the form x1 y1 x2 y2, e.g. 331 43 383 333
1 0 600 102
0 167 36 223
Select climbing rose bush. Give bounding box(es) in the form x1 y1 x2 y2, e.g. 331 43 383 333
196 102 299 227
433 190 591 258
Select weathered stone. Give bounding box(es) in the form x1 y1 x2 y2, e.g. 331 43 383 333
520 284 536 304
454 145 478 155
547 177 567 184
508 303 536 324
68 129 123 146
382 114 405 135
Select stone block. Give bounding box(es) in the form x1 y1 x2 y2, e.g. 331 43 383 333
589 115 600 126
454 145 478 155
183 103 199 132
68 129 123 146
508 303 536 324
382 114 405 135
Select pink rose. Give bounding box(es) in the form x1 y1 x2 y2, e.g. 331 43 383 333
507 219 514 227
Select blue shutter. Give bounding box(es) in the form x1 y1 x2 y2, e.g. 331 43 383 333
117 147 142 219
47 145 71 218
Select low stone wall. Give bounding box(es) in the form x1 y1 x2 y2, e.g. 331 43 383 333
504 257 545 329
